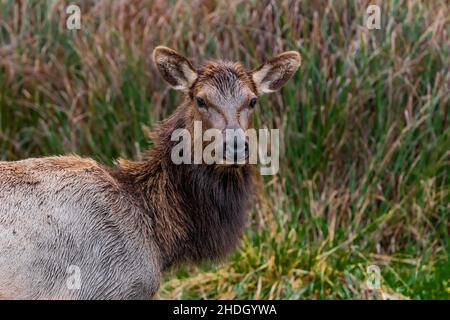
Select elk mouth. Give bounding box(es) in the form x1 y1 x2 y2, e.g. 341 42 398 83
223 138 249 165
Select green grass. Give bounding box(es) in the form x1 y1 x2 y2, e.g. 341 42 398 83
0 0 448 299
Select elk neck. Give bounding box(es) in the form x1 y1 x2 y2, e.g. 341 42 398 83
113 101 256 270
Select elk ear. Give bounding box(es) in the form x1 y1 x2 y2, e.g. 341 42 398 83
153 46 198 91
251 51 301 94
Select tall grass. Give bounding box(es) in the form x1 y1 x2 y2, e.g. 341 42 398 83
0 0 448 299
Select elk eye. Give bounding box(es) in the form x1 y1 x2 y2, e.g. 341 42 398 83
249 97 258 109
195 96 207 108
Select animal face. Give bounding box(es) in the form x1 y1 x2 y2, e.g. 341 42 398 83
153 46 301 162
191 61 257 133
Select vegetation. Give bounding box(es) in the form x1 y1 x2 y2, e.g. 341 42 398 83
0 0 448 299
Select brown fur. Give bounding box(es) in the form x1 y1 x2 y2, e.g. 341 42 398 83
111 101 256 269
192 60 258 95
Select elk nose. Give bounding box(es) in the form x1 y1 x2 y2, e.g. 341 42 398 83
224 127 249 162
224 138 249 162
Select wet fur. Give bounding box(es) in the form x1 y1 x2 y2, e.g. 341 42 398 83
0 65 256 300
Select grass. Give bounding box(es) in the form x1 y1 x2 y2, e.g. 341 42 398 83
0 0 448 299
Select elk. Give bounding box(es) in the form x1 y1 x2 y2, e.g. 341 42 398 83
0 46 300 299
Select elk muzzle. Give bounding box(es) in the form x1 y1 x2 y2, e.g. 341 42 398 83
223 126 249 163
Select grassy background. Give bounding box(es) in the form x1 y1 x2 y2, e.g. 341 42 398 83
0 0 448 299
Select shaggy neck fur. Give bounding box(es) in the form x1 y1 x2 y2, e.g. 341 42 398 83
114 101 255 270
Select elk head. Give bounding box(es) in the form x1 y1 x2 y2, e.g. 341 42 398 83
153 46 301 165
